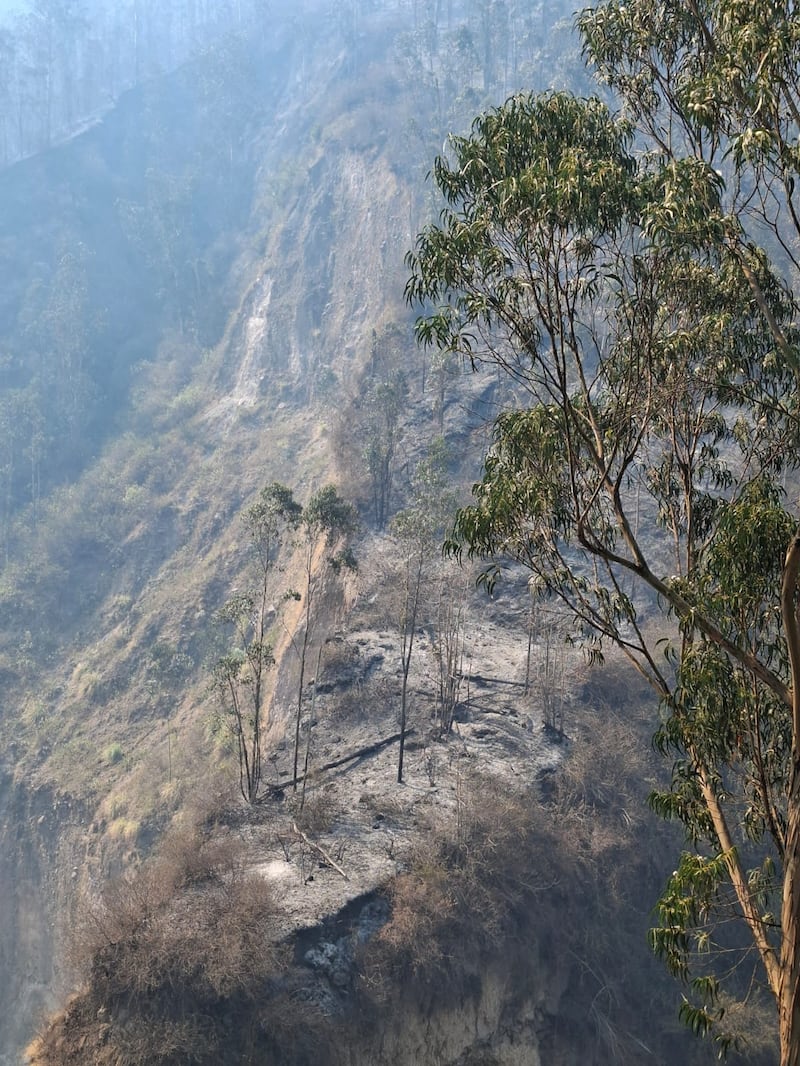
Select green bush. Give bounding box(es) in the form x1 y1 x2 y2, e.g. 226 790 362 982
105 742 125 765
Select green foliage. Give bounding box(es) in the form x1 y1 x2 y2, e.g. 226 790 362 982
360 369 409 530
303 485 359 542
104 742 125 766
579 0 800 173
290 484 359 790
330 546 358 575
407 64 800 1052
212 484 299 804
244 482 303 569
337 323 410 531
392 436 458 549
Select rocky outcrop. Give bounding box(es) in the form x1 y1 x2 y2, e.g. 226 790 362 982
0 772 88 1065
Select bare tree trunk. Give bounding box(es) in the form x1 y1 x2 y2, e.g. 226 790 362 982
524 598 534 695
781 767 800 1066
780 533 800 1066
695 763 779 994
398 661 410 783
398 550 423 783
300 646 323 810
292 594 312 791
294 550 315 793
434 577 465 735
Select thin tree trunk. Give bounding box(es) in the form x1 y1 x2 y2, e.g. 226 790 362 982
781 765 800 1066
398 662 411 784
293 553 314 790
524 599 534 695
695 763 780 994
293 617 311 790
300 646 323 811
398 550 423 784
780 533 800 1065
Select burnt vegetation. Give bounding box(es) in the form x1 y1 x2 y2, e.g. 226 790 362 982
30 695 774 1065
31 822 287 1065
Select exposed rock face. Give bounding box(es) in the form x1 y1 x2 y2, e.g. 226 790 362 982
344 974 547 1066
319 923 551 1065
0 774 87 1065
293 889 584 1066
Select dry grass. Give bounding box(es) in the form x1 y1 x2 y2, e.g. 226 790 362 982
290 785 340 835
328 674 396 726
35 819 285 1066
361 776 568 998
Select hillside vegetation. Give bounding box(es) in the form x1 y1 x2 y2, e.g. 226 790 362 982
0 2 783 1064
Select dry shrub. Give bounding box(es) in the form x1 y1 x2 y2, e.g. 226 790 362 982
329 674 396 726
369 842 454 984
541 705 665 915
291 786 339 835
156 817 245 889
164 868 282 998
362 776 566 998
107 828 281 997
556 702 653 819
46 821 285 1066
109 1017 216 1066
357 727 726 1066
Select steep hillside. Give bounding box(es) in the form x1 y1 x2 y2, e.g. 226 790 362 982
0 2 776 1064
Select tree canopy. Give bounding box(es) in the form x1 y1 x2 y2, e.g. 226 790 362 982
407 4 800 1060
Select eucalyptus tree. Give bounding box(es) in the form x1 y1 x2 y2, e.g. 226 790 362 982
579 4 800 1058
212 483 301 804
361 368 408 531
407 84 800 1059
344 324 409 532
291 485 358 790
391 439 457 783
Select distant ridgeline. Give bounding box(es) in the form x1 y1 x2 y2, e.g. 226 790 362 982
0 0 570 170
0 0 575 566
0 0 280 165
0 22 291 566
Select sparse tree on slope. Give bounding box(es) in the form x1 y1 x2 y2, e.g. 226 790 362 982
391 439 457 783
213 483 301 804
362 368 408 531
406 74 800 1060
291 485 358 790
